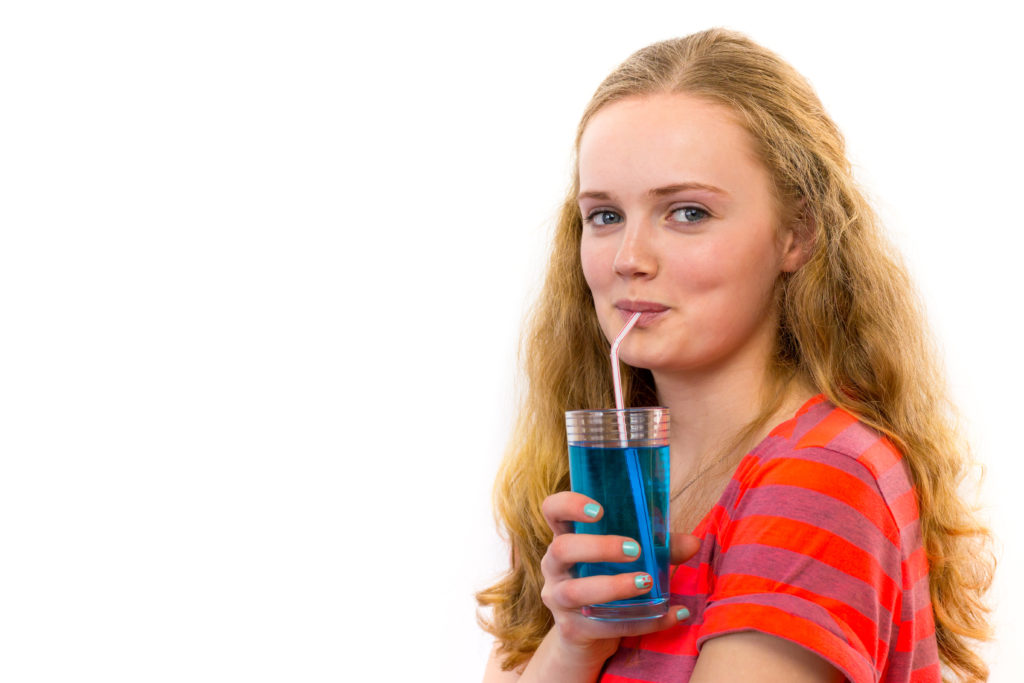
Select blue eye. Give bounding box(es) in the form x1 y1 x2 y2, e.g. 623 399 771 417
586 210 623 226
672 207 709 223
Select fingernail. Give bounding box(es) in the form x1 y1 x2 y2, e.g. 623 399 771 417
622 541 640 557
676 607 691 621
583 503 601 518
634 574 653 590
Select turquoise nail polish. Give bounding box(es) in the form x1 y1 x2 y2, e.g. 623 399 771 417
676 607 691 621
583 503 601 518
634 574 653 590
622 540 640 557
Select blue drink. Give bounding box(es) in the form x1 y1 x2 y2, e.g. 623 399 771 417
566 407 670 621
569 445 670 619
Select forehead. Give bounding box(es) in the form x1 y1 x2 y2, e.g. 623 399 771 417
577 93 769 197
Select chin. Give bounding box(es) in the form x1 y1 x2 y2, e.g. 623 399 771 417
618 351 670 373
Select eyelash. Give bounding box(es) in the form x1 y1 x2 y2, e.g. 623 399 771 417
671 206 710 223
584 209 623 227
583 206 710 227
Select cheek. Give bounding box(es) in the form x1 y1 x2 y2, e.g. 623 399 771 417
668 243 727 293
579 238 610 293
674 234 780 306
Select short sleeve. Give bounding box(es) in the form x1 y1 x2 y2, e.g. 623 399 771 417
696 447 902 683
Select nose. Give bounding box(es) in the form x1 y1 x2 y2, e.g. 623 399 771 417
612 220 658 279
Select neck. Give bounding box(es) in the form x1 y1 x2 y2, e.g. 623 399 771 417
650 326 813 470
642 317 817 531
654 359 774 466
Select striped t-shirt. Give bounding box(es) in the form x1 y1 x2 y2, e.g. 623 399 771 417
600 395 939 683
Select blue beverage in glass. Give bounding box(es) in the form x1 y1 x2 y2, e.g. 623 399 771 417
566 408 670 621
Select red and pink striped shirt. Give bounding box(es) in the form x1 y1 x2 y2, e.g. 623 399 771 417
600 395 939 683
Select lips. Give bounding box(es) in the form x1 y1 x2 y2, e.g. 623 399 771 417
614 300 669 326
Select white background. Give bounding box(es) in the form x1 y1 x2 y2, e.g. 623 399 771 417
1 1 1020 681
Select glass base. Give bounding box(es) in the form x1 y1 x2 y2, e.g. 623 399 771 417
582 598 668 621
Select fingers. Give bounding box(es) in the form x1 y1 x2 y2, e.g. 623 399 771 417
537 492 699 644
542 570 657 612
670 532 701 565
541 534 663 615
541 491 603 536
541 532 643 577
549 597 693 648
603 603 693 639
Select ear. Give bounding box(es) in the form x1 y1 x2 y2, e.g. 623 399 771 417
779 202 815 273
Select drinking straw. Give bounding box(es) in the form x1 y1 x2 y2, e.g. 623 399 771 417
609 312 661 600
610 313 642 423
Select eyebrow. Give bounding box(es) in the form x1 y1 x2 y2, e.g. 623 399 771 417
577 182 730 202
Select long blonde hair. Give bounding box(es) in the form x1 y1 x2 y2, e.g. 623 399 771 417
477 28 994 681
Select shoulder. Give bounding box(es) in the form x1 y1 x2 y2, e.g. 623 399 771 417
696 399 927 683
752 396 900 473
732 398 914 526
714 398 917 565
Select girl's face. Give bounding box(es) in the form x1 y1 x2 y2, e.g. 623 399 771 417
578 93 805 377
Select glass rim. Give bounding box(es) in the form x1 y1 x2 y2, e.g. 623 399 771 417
565 406 668 415
565 406 669 445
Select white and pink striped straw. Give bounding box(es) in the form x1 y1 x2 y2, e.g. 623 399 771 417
609 310 661 601
610 312 642 440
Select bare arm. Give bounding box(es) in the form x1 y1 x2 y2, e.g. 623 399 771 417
690 632 845 683
487 618 848 683
482 644 523 683
482 630 610 683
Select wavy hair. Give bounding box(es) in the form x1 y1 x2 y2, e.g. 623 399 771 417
476 28 994 681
